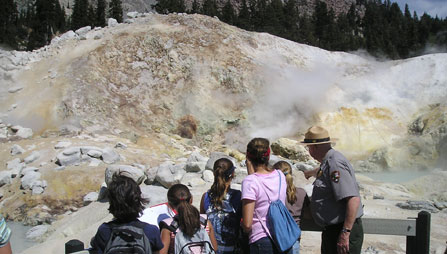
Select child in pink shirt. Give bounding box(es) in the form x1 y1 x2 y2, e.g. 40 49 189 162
241 138 289 254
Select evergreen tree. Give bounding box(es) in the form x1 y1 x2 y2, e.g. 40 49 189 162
264 0 284 36
96 0 106 27
109 0 123 23
283 0 299 41
27 0 64 50
221 0 236 25
88 4 96 27
0 0 19 48
191 0 200 13
237 0 250 30
201 0 218 17
72 0 89 29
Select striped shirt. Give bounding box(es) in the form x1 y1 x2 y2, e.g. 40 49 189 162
0 215 11 247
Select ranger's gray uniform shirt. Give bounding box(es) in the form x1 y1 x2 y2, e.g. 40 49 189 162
311 148 363 227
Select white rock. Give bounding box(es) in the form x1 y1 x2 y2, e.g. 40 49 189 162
0 171 12 187
102 148 120 164
202 170 214 183
24 151 40 164
87 149 103 158
32 186 45 195
105 165 145 187
115 142 127 149
21 171 41 189
56 149 81 166
26 225 49 240
7 158 22 170
55 141 72 149
108 18 118 27
83 192 99 205
8 86 23 93
127 11 138 18
75 26 92 36
181 173 206 187
63 147 81 156
11 144 25 155
155 162 186 188
20 167 39 177
89 158 102 167
16 127 33 139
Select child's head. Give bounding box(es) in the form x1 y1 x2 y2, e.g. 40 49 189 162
108 173 148 222
209 158 235 207
167 183 192 209
168 184 200 237
246 138 270 167
273 160 297 204
274 160 292 175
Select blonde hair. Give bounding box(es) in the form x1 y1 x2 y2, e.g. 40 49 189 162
273 161 297 204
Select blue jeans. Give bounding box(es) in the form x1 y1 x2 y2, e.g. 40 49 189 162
291 240 300 254
249 237 292 254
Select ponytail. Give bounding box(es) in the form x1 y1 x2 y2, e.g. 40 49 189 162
209 158 235 208
168 184 201 237
177 199 201 237
273 161 297 204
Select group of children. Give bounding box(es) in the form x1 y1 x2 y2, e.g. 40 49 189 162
89 137 309 254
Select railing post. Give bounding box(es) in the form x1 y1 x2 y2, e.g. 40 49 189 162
65 239 84 254
415 211 431 254
406 235 416 254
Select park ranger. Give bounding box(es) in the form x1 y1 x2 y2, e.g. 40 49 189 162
301 126 364 254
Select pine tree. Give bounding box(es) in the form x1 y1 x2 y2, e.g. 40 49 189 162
88 4 96 27
0 0 19 48
283 0 298 41
109 0 123 23
72 0 89 29
221 0 236 25
96 0 106 27
191 0 200 13
201 0 218 17
237 0 250 30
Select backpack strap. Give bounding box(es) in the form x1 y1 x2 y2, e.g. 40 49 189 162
276 170 281 201
252 170 283 240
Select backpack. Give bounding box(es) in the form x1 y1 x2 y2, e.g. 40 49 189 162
175 229 215 254
203 189 241 247
104 221 152 254
254 170 301 252
165 216 215 254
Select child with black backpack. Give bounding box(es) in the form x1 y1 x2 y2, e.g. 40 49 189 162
158 184 218 254
90 173 164 254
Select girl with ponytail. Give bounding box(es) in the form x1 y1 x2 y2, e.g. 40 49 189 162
200 158 242 254
273 161 309 254
159 184 217 254
241 138 289 254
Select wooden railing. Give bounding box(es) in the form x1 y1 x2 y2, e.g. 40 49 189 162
300 211 431 254
65 211 431 254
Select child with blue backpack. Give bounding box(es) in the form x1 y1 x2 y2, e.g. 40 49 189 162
200 158 242 254
241 138 293 254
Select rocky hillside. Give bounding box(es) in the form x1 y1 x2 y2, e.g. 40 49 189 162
1 13 447 254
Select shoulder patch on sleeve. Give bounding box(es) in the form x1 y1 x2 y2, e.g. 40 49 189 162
331 171 340 183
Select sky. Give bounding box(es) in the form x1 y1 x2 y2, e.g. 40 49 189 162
393 0 447 18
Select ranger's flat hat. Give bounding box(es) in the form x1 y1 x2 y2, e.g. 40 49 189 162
300 126 337 145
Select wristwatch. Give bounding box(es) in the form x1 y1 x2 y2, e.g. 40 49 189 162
341 227 351 233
